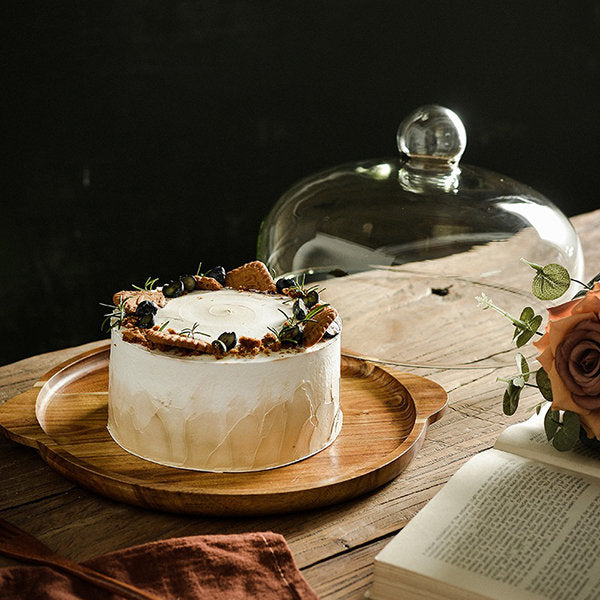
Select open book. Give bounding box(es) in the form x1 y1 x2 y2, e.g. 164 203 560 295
368 408 600 600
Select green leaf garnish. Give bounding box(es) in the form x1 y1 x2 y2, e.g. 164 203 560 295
158 320 170 331
544 409 560 440
515 352 529 382
513 307 534 340
100 294 131 332
535 367 553 401
521 259 570 300
132 276 159 291
179 322 209 338
544 409 580 451
515 314 543 347
503 380 521 415
477 294 543 345
304 303 328 322
552 411 580 451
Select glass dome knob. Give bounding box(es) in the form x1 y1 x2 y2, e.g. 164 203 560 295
397 105 467 167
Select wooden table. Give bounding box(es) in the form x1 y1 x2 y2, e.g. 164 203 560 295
1 209 598 598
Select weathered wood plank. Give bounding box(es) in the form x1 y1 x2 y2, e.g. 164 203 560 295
302 537 390 600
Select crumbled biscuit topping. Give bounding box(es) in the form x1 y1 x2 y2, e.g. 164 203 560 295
108 261 340 358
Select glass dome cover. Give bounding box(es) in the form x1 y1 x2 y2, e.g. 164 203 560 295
258 105 584 368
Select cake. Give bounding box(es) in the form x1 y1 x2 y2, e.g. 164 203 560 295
105 261 342 472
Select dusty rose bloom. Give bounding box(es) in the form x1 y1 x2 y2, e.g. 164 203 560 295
534 282 600 440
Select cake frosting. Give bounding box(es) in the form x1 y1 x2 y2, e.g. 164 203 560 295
106 265 342 472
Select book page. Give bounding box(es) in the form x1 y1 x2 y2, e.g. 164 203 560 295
495 406 600 482
374 449 600 600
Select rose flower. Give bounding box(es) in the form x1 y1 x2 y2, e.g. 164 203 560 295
534 282 600 440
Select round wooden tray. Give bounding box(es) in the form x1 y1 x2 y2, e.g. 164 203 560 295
0 344 446 516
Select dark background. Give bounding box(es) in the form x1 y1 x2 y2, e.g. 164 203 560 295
3 1 600 366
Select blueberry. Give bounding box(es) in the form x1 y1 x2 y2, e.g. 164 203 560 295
205 266 226 285
137 313 155 329
305 290 319 308
218 331 237 351
276 277 297 294
162 279 184 298
135 300 158 316
323 318 341 339
212 339 227 354
180 274 196 292
279 324 302 345
292 298 307 321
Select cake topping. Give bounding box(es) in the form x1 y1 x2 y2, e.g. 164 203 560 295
302 305 339 347
292 298 308 321
211 331 238 356
225 261 277 293
135 300 159 328
278 323 303 345
193 275 223 290
136 313 155 329
136 300 159 316
204 266 226 285
106 260 341 357
323 315 343 339
180 275 197 292
179 321 209 339
146 329 213 353
276 276 297 294
304 289 320 308
237 336 262 356
217 331 237 351
162 279 185 298
112 289 166 314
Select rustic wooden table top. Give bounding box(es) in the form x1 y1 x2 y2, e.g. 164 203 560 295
1 209 598 599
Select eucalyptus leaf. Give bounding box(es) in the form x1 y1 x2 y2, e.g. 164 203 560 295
514 307 534 340
512 375 525 388
532 264 571 301
516 328 535 347
544 409 560 441
528 314 543 332
535 367 553 401
552 411 580 451
503 381 521 416
516 315 543 347
519 307 534 322
516 353 529 382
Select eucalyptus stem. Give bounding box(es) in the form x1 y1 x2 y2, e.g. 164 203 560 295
476 293 542 335
571 278 592 290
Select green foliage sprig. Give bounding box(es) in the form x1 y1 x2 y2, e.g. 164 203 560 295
269 303 329 345
478 258 588 451
179 322 209 338
132 277 159 291
476 293 543 348
281 274 325 306
100 295 130 333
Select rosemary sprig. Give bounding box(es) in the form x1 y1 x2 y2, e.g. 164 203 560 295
100 295 131 332
303 303 328 323
269 302 330 343
179 322 209 338
132 276 159 291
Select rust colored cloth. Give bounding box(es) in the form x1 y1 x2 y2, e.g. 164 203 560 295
0 531 318 599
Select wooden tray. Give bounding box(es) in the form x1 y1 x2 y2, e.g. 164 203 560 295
0 344 446 516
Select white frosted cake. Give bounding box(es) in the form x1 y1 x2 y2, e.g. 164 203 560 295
106 261 342 472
